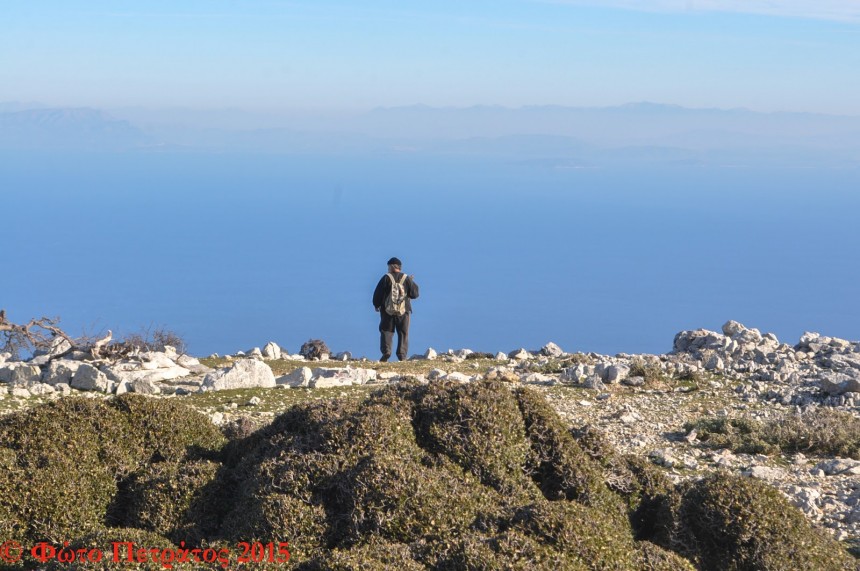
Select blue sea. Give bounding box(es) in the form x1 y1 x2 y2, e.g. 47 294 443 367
3 150 859 358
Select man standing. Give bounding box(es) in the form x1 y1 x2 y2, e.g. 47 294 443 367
373 257 420 362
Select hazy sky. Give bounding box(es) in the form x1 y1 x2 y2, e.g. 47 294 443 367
2 0 859 114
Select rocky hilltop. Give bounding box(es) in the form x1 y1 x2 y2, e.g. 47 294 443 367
1 320 859 565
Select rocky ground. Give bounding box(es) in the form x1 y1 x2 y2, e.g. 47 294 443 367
1 320 858 556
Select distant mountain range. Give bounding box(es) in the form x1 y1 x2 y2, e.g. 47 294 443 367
1 102 858 166
0 107 149 150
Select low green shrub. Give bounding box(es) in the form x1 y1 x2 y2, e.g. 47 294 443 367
654 473 858 570
687 409 860 459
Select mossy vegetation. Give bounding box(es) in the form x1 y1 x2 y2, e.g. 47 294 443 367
0 382 855 570
687 408 860 459
651 473 858 570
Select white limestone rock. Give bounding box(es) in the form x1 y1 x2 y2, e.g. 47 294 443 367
540 342 564 358
131 378 161 395
54 383 72 395
10 387 31 398
605 364 630 383
28 383 55 396
0 364 42 386
423 347 438 360
309 367 377 388
71 364 113 392
814 459 860 476
263 342 281 360
41 359 82 385
705 355 725 371
520 372 555 385
442 372 472 383
202 359 276 391
508 348 530 360
176 354 213 374
276 367 313 388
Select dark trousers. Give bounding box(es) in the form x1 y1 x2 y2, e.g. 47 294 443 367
379 312 410 361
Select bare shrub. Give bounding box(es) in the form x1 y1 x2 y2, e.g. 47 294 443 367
120 325 188 355
300 338 331 360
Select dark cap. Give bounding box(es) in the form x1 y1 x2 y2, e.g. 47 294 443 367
387 257 402 266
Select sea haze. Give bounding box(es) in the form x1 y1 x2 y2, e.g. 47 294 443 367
3 148 858 358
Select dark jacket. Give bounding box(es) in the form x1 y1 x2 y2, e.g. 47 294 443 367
373 272 420 314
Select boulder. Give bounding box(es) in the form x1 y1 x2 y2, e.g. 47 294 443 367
175 354 213 374
262 342 281 360
309 367 377 388
53 383 72 396
0 364 42 385
819 372 857 395
442 372 472 383
520 372 554 385
484 367 519 383
559 365 586 384
71 364 113 392
705 355 725 371
276 367 313 388
540 342 564 358
41 359 82 385
605 364 630 383
10 387 31 398
202 359 276 391
131 378 161 395
508 348 530 360
427 369 447 381
28 383 55 396
722 320 745 337
813 459 860 476
102 354 191 384
583 375 606 390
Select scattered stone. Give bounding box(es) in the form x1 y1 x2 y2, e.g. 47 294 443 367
11 387 31 398
742 465 786 481
582 375 606 390
540 341 564 358
71 364 113 392
262 342 281 360
310 367 377 388
605 364 630 383
247 396 261 406
485 367 519 383
202 359 276 391
41 359 82 385
814 459 860 476
442 372 472 383
0 363 41 385
508 348 530 360
131 378 161 395
276 367 313 388
423 348 438 360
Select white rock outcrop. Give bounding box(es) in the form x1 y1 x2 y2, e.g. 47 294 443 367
202 359 276 391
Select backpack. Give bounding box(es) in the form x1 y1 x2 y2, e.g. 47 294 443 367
384 273 409 317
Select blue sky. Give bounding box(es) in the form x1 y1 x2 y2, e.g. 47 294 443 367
2 0 859 113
